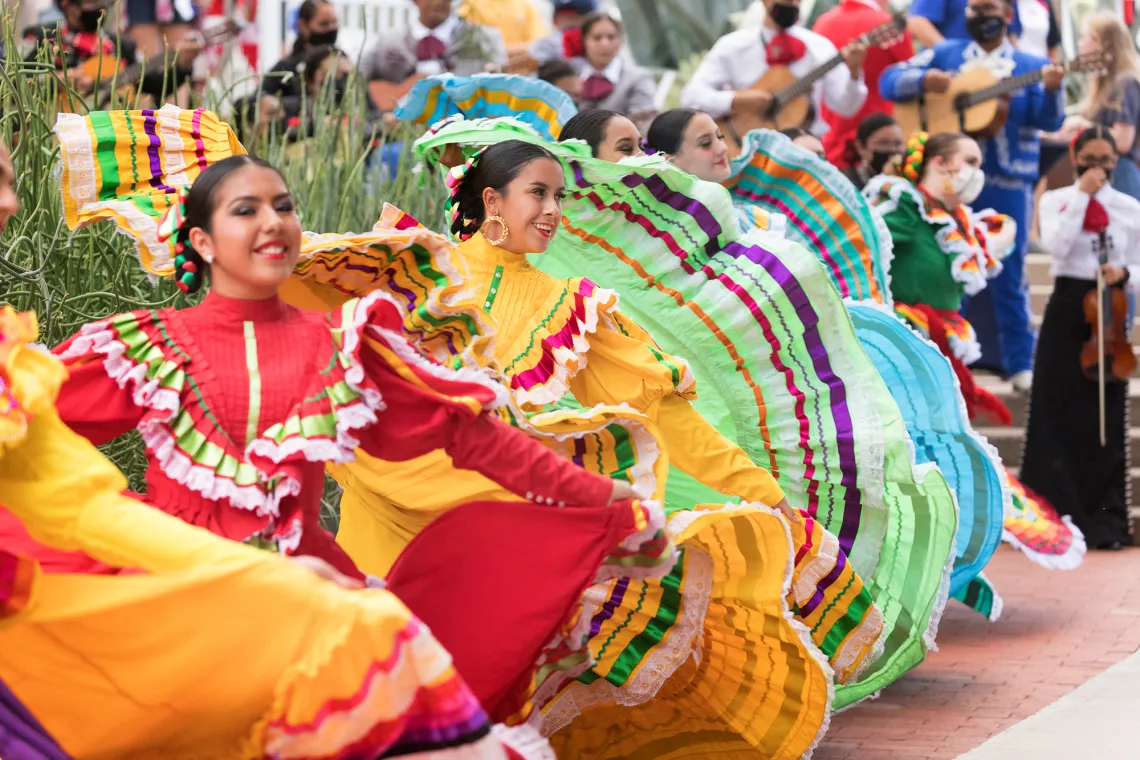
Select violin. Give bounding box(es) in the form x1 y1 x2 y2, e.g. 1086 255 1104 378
1079 230 1135 385
1079 208 1135 446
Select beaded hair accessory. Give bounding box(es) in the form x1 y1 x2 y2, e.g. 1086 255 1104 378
156 185 201 293
898 131 929 183
445 145 489 241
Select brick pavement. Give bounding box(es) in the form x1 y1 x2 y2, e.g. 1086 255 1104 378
815 545 1140 760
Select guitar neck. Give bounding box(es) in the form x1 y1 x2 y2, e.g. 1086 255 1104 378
962 68 1045 107
773 54 844 103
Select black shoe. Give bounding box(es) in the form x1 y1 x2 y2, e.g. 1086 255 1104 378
1094 541 1125 551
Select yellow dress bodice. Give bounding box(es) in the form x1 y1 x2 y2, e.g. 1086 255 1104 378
334 233 785 577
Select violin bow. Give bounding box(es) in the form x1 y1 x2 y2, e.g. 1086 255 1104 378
1097 231 1107 447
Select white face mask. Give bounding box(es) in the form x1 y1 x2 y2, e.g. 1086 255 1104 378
952 165 986 205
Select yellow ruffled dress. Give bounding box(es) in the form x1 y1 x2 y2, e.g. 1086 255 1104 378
0 308 521 760
330 233 886 759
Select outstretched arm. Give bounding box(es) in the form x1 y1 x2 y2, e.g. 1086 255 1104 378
654 395 787 508
355 341 619 508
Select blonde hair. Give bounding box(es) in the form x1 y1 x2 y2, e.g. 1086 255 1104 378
1081 11 1140 117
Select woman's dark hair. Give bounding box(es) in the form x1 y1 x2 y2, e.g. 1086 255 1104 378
302 44 340 90
916 131 968 182
846 112 900 165
449 140 560 240
559 109 621 154
779 127 811 141
537 59 577 84
1073 124 1114 155
173 155 285 294
292 0 332 57
855 113 899 146
580 11 622 40
646 108 699 155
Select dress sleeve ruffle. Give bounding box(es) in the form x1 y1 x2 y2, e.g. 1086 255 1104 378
506 276 696 414
55 105 245 278
865 175 1010 296
47 293 505 554
725 128 893 304
281 206 498 372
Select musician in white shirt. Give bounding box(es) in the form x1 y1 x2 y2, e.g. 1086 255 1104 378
1021 125 1139 550
680 0 868 137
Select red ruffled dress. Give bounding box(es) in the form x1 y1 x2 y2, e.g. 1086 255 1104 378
0 290 670 724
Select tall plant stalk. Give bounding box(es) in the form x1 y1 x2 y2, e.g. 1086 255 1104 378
0 16 444 528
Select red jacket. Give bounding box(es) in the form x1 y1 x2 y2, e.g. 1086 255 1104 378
813 0 913 168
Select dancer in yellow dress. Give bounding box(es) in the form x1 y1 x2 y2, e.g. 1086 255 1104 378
315 133 886 758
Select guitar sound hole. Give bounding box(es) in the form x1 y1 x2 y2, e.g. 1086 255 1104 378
952 93 971 112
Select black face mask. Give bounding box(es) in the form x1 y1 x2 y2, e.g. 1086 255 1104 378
308 28 338 47
77 8 104 32
869 150 898 175
1076 163 1113 183
965 14 1006 44
769 2 800 29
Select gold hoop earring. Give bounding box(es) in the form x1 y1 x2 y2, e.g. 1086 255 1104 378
942 173 956 195
480 215 509 246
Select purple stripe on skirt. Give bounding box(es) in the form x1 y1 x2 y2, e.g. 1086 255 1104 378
0 679 70 760
140 110 177 194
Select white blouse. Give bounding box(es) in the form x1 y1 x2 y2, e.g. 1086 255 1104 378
1038 183 1140 291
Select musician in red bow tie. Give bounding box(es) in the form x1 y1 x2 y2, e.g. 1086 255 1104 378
681 0 868 139
1021 125 1140 551
575 12 657 130
361 0 506 89
813 0 914 168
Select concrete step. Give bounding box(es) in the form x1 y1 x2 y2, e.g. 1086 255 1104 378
978 425 1140 469
1026 252 1052 288
1007 466 1140 544
977 376 1140 427
1026 312 1140 350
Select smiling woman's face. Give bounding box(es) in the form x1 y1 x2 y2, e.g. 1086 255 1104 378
671 112 730 182
481 157 566 254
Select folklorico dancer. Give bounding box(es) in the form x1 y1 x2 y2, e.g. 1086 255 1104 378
880 0 1066 387
0 136 544 759
864 130 1087 572
1021 125 1140 550
561 106 961 705
304 116 889 756
401 78 952 720
634 102 1080 618
0 106 679 741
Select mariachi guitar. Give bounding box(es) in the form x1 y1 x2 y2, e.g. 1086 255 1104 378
893 51 1109 139
60 19 241 112
717 13 907 157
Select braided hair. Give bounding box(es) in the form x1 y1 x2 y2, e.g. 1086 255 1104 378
170 155 285 294
447 140 560 241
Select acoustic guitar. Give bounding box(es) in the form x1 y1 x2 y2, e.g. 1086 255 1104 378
717 14 907 157
59 20 240 112
893 51 1108 139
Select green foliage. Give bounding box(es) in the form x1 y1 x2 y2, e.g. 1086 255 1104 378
0 17 445 504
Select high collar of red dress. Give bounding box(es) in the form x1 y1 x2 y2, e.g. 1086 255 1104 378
199 290 288 322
